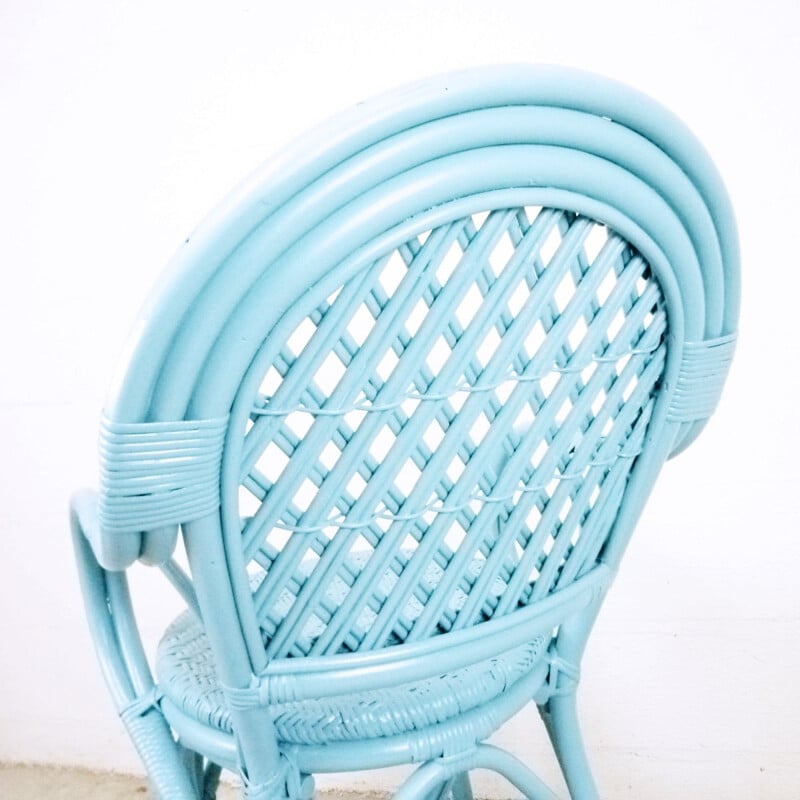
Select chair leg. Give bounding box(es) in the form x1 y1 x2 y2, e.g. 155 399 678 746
470 744 559 800
238 756 314 800
394 762 448 800
178 747 204 796
175 749 222 800
122 707 201 799
435 772 474 800
71 517 200 799
396 746 557 800
539 692 599 800
202 762 222 800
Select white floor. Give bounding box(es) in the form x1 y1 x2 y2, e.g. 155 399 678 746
0 764 389 800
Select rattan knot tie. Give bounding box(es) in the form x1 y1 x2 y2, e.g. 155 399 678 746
242 753 313 800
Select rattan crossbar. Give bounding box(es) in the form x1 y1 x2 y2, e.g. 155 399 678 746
71 66 740 800
255 442 644 536
250 345 662 418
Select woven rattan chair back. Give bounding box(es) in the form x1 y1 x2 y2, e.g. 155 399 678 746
71 66 739 800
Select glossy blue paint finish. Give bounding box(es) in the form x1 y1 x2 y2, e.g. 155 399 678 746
71 66 739 799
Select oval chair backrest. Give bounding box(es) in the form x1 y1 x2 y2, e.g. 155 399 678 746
227 206 668 663
100 67 738 680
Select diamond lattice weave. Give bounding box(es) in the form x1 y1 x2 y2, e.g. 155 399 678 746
233 207 667 660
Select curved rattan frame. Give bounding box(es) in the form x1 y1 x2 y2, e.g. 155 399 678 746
71 66 739 800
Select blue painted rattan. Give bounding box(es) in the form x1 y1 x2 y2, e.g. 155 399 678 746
71 66 739 799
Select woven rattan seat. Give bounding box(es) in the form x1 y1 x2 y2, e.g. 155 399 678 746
157 610 547 744
71 66 739 799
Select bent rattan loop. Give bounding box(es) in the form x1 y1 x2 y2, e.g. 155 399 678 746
666 334 737 422
98 415 229 534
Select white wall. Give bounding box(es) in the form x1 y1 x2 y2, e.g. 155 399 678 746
2 1 798 797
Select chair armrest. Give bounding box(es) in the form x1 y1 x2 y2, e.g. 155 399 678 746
71 488 180 570
70 488 142 570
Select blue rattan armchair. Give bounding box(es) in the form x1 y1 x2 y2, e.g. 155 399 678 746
71 66 739 799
